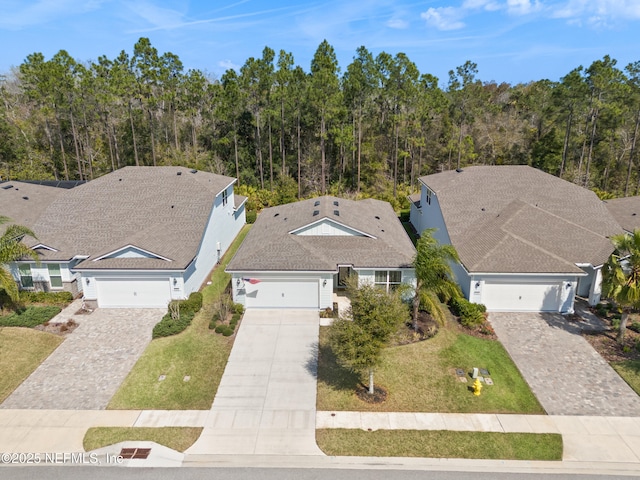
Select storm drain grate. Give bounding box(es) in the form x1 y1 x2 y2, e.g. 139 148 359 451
119 448 151 459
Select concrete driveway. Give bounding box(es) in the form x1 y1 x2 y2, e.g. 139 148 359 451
489 311 640 416
1 304 163 410
187 309 323 456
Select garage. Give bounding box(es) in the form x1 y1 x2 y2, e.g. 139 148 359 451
96 277 171 308
244 279 319 309
482 280 562 312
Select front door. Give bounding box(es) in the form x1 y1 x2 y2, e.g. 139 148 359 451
337 266 353 288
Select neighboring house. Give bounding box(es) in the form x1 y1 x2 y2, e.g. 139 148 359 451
0 166 246 308
604 196 640 234
226 196 416 309
409 166 622 313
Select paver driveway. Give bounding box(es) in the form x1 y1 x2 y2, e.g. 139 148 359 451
187 309 323 455
1 307 163 410
490 312 640 416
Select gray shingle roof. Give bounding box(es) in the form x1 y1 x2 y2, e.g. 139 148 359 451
604 196 640 233
0 167 235 270
0 182 65 235
418 166 622 273
226 196 416 272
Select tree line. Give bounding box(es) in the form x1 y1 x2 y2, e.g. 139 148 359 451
1 37 639 209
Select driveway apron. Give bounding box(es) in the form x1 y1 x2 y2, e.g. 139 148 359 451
489 312 640 416
187 309 323 455
1 307 163 410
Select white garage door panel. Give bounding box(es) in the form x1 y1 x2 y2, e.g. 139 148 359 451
245 279 319 309
482 281 561 312
97 278 171 308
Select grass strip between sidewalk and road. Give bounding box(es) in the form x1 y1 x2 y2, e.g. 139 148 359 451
0 327 63 403
316 429 563 460
107 225 251 410
83 427 203 453
317 325 544 414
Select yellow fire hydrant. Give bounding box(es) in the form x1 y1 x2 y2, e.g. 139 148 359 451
472 378 483 396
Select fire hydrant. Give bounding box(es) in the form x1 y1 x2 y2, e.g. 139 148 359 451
472 378 483 396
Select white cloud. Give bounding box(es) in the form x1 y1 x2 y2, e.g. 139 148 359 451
551 0 640 21
507 0 541 15
421 7 465 30
387 17 409 29
462 0 501 11
218 59 239 71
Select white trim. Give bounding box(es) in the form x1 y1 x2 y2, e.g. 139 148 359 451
215 179 237 198
468 271 587 277
73 268 185 273
288 217 376 239
227 269 336 274
233 196 248 212
92 244 173 262
31 243 58 252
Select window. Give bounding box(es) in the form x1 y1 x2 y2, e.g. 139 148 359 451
19 264 33 288
374 270 402 292
222 189 228 206
425 187 432 205
48 264 63 288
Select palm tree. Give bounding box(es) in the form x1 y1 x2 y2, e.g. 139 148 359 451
602 231 640 344
412 228 461 329
0 216 38 303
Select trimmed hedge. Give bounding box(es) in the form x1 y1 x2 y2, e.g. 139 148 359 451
246 210 257 224
232 303 244 314
0 306 61 327
19 291 73 305
450 297 486 327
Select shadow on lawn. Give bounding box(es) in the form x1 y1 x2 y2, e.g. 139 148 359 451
313 342 361 392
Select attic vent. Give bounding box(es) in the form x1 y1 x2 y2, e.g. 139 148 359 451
481 208 485 211
456 168 463 173
22 196 29 200
190 169 197 174
381 229 385 232
375 215 380 220
1 184 13 190
177 171 182 175
334 210 340 216
633 213 637 216
313 210 319 216
274 213 280 217
171 205 175 208
314 200 320 206
333 201 339 206
119 178 122 181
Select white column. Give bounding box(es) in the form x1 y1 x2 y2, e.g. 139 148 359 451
588 267 603 306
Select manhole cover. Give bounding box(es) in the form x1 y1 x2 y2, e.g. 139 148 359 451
119 448 151 460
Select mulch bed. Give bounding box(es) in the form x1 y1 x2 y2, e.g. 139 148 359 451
391 311 439 346
34 319 79 337
581 309 640 363
356 384 388 404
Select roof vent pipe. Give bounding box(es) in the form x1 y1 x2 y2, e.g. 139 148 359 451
455 168 463 173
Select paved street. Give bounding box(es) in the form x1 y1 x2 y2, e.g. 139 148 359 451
186 309 323 455
489 312 640 416
1 303 163 410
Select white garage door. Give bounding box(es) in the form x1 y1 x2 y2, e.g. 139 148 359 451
96 278 171 308
245 279 319 309
482 281 561 312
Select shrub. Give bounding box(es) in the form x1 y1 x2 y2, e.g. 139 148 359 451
629 321 640 334
209 311 221 330
0 306 61 327
152 310 195 338
246 210 257 224
449 297 486 327
222 327 234 336
214 324 225 334
231 313 241 323
232 303 245 315
19 291 73 305
180 292 203 314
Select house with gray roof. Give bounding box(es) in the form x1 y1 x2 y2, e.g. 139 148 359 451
409 165 622 313
226 196 416 309
604 196 640 234
1 166 246 308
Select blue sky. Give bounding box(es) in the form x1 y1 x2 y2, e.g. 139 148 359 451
1 0 639 86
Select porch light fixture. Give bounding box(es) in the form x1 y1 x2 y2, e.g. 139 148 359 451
566 282 572 289
236 278 241 287
475 282 480 288
86 278 90 284
323 279 327 287
173 278 178 286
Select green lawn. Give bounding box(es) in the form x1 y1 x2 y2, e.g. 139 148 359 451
83 427 202 452
317 325 544 413
316 429 562 460
612 360 640 395
107 225 251 410
0 327 63 403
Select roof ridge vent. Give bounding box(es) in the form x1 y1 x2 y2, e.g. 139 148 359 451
190 169 197 174
456 168 463 173
314 200 320 206
177 171 182 175
313 210 319 216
